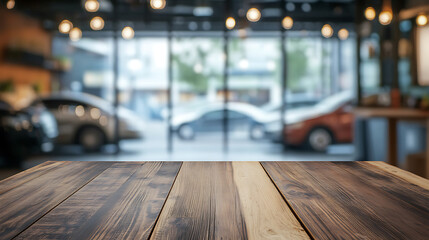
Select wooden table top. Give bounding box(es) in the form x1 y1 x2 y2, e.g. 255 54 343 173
0 161 428 240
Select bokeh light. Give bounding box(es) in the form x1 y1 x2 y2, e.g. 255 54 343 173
122 26 135 40
59 20 73 34
69 27 82 41
225 17 236 30
321 24 334 38
85 0 99 12
282 16 293 30
364 7 376 21
416 14 428 26
246 8 261 22
379 11 393 25
150 0 166 10
338 28 349 40
90 16 104 31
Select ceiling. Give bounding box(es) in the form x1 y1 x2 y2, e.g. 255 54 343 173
4 0 356 32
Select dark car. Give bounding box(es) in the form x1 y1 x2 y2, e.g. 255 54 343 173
0 100 57 167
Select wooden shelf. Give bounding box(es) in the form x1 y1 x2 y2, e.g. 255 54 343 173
354 107 429 119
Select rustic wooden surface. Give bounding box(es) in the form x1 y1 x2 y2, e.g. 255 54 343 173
0 161 428 240
0 161 63 195
0 161 113 239
16 162 181 240
150 162 309 240
262 161 429 240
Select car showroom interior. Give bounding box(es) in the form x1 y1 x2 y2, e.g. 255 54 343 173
0 0 429 238
1 0 429 175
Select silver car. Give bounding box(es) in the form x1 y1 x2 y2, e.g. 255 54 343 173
32 92 145 151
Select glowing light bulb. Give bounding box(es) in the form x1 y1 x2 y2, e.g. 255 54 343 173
150 0 166 10
59 20 73 34
85 0 99 12
364 7 376 21
225 17 236 30
6 0 15 9
122 26 134 40
282 16 293 30
69 27 82 41
321 24 334 38
416 14 428 26
338 28 349 40
379 11 392 25
246 8 261 22
90 16 104 30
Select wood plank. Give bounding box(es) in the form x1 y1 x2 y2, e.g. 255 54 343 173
367 161 429 190
0 161 112 239
15 162 181 240
262 161 429 240
0 161 63 195
150 162 309 240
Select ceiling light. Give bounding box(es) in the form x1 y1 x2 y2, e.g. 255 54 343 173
59 20 73 34
69 27 82 42
338 28 349 40
321 24 333 38
85 0 100 12
282 16 293 30
150 0 166 10
416 14 428 26
90 16 104 31
122 26 134 40
364 7 376 21
246 8 261 22
6 0 15 9
379 11 392 25
225 17 236 30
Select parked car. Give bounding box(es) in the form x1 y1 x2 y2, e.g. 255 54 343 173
32 92 145 151
263 91 354 151
172 102 270 140
0 100 57 166
261 96 321 113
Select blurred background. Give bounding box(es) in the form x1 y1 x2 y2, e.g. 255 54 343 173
0 0 428 178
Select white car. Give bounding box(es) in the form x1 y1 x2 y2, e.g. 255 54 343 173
171 102 272 140
32 92 145 151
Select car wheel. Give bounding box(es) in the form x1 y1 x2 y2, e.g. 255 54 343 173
307 128 333 152
78 126 105 152
178 124 195 140
249 124 265 140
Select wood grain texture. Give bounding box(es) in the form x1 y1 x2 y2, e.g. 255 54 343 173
367 161 429 190
15 162 181 240
151 162 309 240
0 161 112 240
262 161 429 240
0 161 63 195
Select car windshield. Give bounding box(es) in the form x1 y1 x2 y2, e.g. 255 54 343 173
314 92 352 112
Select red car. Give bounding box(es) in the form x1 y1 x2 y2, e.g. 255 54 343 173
264 92 354 151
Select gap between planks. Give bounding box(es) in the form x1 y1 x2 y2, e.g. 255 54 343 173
259 162 316 240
